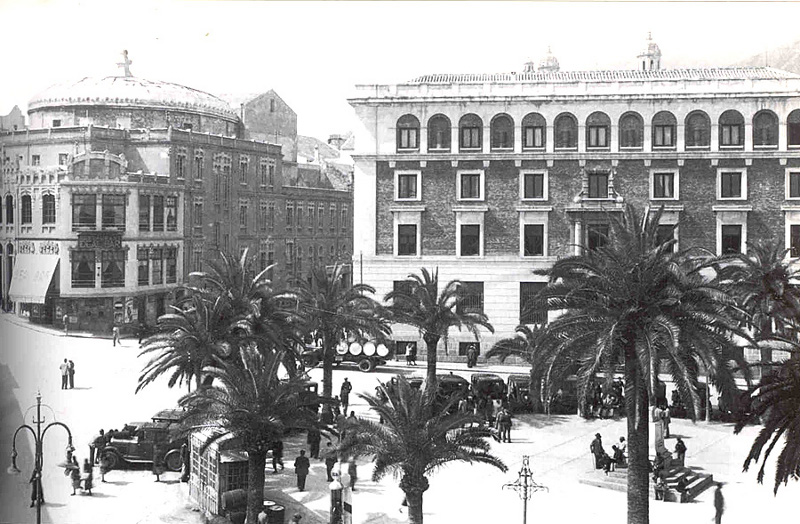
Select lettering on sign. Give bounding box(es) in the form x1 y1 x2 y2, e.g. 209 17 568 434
40 242 60 255
77 232 122 250
18 241 36 255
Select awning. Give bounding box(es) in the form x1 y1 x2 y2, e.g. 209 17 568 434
9 254 60 304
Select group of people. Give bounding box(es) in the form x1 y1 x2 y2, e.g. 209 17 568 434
585 380 625 419
271 436 358 493
59 358 76 389
589 433 627 474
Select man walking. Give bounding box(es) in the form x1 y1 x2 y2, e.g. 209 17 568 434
67 360 75 389
674 437 687 466
294 450 310 491
340 378 352 414
59 359 69 390
112 325 121 347
63 313 69 336
272 440 284 473
307 427 321 459
714 483 725 524
466 344 478 368
324 442 337 482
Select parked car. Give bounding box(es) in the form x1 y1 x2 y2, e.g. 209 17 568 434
506 374 535 412
301 340 392 372
470 373 506 401
402 373 470 413
102 409 188 471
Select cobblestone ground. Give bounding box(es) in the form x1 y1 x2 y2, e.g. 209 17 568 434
1 313 797 524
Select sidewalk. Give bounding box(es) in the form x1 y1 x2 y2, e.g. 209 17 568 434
1 312 127 340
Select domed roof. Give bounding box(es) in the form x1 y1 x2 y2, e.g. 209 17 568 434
538 47 560 73
28 75 238 121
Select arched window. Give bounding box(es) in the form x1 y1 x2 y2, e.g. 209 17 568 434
685 111 711 148
586 112 610 149
459 114 483 151
490 114 514 150
652 111 676 148
719 110 744 147
554 113 577 150
619 112 643 149
522 113 546 150
42 195 56 224
21 195 32 224
5 195 13 224
396 115 420 151
427 114 451 151
753 110 778 147
789 110 800 147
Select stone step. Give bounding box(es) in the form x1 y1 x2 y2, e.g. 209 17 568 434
578 465 715 503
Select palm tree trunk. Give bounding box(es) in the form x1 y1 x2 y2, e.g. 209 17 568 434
401 474 428 524
624 351 650 524
423 334 440 391
322 333 335 399
245 447 267 524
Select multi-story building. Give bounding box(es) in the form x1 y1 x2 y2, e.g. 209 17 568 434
349 36 800 361
0 53 352 333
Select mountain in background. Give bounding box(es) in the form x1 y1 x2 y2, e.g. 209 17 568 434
735 39 800 74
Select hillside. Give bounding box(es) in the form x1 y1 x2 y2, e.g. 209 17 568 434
735 39 800 74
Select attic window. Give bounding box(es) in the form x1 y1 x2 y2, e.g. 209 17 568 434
52 119 61 128
270 99 275 113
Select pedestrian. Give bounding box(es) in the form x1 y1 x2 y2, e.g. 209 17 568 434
714 483 725 524
340 378 352 413
294 450 311 491
332 396 342 418
407 344 417 366
152 443 166 482
271 440 284 473
59 359 69 390
82 458 93 496
618 436 626 457
654 474 667 501
89 429 105 464
63 313 69 336
29 470 43 507
347 458 357 491
307 427 321 459
590 433 610 471
497 407 512 443
180 442 190 482
662 404 672 438
612 444 625 469
99 453 111 483
324 442 337 482
112 325 121 347
674 437 687 466
67 360 75 389
69 456 81 495
466 344 478 368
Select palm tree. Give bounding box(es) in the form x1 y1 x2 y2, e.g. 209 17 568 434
717 239 800 364
486 323 553 411
385 268 494 390
735 355 800 494
531 205 748 524
180 348 323 524
337 376 507 524
295 263 390 399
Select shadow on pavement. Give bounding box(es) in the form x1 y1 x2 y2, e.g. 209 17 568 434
364 511 405 524
516 414 575 429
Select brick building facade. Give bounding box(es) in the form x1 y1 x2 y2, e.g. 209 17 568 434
349 40 800 361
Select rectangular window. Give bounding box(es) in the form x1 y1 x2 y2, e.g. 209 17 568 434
520 282 547 325
652 172 675 199
260 161 269 186
721 225 742 254
151 248 163 285
42 195 56 224
523 172 545 200
176 150 186 179
285 241 294 268
101 250 125 288
720 172 742 199
459 173 482 200
166 248 177 284
397 173 418 200
72 194 97 230
194 200 203 227
791 225 800 258
653 125 675 147
166 196 177 232
139 195 150 231
193 249 203 272
138 248 150 286
588 173 609 199
398 128 419 150
789 171 800 199
32 155 41 166
296 206 303 229
456 281 484 315
21 196 32 224
213 222 220 245
52 119 61 127
239 156 249 184
239 204 248 231
341 206 348 232
268 164 275 186
523 126 544 149
59 153 69 166
330 206 337 232
308 206 315 231
460 224 481 256
721 124 743 146
260 203 268 231
152 196 164 232
286 203 294 230
588 126 608 148
214 173 221 202
318 206 324 231
461 127 481 149
656 224 676 251
587 224 609 251
101 195 126 231
194 150 204 180
269 203 275 231
397 224 417 256
523 224 544 256
71 250 96 288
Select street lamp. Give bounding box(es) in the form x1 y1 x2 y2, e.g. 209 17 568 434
503 455 548 524
8 392 73 524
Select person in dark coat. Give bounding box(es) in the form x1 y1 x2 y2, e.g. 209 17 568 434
89 429 105 464
347 459 358 490
307 427 321 459
714 483 725 524
29 470 43 507
180 442 191 482
69 457 81 495
466 344 478 368
294 450 311 491
68 360 75 389
324 442 337 482
272 440 284 472
674 437 687 465
152 444 166 482
82 459 93 495
99 453 111 482
340 379 353 413
590 433 610 471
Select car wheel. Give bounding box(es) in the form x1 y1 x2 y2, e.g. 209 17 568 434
165 450 183 472
358 358 375 372
103 450 122 469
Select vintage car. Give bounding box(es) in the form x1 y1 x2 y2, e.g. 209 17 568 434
301 340 392 372
506 374 535 412
470 373 506 401
102 409 188 471
401 373 469 413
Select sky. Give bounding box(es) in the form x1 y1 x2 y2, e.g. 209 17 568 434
3 0 800 139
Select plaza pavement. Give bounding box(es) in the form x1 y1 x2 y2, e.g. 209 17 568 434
1 312 798 524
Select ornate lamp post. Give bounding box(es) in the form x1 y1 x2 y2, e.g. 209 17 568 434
503 456 548 524
8 392 73 524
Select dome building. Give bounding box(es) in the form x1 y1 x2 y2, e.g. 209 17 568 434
0 52 352 333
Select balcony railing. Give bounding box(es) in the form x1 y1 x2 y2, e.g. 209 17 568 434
71 278 95 289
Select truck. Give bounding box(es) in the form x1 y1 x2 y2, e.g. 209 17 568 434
101 409 188 471
301 340 392 372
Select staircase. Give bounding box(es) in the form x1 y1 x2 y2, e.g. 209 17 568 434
579 464 714 503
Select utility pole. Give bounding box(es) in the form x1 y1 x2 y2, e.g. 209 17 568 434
502 455 548 524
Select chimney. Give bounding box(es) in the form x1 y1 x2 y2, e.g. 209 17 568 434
328 134 345 150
